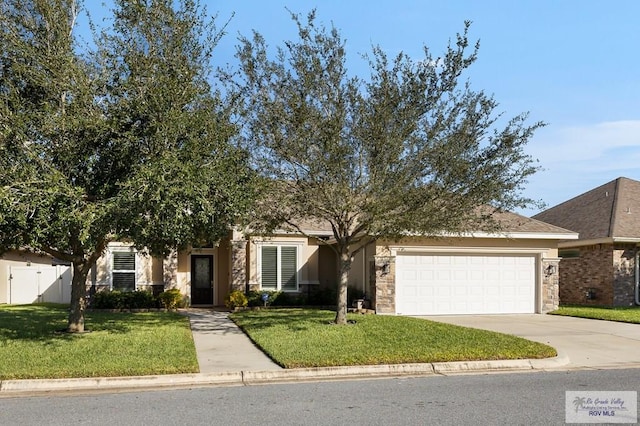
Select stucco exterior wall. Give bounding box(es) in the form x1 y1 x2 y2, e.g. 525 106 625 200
91 243 163 293
318 245 337 289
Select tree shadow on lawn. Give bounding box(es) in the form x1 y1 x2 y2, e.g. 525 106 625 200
0 305 185 341
231 308 337 332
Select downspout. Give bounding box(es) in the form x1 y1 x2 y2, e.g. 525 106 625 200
635 251 640 305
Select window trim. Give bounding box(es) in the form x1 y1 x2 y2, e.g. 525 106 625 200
256 242 301 292
110 248 137 292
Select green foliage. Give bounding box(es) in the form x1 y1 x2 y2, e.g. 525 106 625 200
246 290 311 307
347 285 366 306
307 286 337 306
551 306 640 324
158 288 184 310
227 10 544 323
90 290 156 310
224 290 248 310
0 304 198 379
230 309 557 368
0 0 255 331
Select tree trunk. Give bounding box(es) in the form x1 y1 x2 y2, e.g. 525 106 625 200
334 247 351 325
67 261 90 333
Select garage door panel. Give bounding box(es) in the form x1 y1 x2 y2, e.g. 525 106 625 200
396 254 536 315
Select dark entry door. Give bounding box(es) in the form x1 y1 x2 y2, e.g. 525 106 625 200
191 255 213 305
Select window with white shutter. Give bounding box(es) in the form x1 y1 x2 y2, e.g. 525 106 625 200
112 251 136 291
259 245 298 291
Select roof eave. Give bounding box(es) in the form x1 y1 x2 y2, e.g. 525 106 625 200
438 231 580 240
558 237 640 248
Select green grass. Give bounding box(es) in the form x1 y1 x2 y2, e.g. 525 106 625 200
0 304 199 380
230 309 557 368
550 305 640 323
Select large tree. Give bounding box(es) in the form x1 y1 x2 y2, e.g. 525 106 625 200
227 11 543 324
0 0 253 332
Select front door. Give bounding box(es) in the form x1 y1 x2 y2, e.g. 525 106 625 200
191 255 213 305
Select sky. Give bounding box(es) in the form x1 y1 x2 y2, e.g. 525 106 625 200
81 0 640 216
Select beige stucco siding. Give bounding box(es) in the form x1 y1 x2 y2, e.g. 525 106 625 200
92 243 163 290
376 236 559 258
176 246 229 305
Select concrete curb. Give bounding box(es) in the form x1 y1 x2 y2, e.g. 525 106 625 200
0 355 569 396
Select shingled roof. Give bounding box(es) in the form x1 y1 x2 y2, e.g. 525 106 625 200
533 177 640 241
274 208 576 239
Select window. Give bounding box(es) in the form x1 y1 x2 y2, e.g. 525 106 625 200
112 251 136 291
559 249 580 259
260 245 298 291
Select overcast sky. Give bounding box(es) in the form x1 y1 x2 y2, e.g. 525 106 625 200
81 0 640 216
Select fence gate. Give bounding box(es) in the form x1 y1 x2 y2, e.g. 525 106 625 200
8 265 72 304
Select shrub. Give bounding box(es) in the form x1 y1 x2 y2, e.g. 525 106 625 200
125 290 156 309
247 290 278 307
348 285 366 307
158 288 183 310
90 289 157 309
225 290 248 310
91 290 124 309
307 286 337 306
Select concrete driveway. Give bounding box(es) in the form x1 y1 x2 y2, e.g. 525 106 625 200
420 314 640 370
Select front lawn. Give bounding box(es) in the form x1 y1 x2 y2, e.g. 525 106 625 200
550 305 640 323
230 309 556 368
0 304 199 380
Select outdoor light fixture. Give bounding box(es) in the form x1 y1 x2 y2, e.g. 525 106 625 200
381 262 390 275
545 264 557 276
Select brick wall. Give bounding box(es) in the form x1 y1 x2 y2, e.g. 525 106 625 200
559 245 613 305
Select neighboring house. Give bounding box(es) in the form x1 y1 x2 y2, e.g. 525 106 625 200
533 177 640 307
3 210 577 315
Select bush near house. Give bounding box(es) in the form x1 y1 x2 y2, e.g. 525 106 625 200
90 289 185 310
225 290 249 309
157 288 185 310
246 288 337 307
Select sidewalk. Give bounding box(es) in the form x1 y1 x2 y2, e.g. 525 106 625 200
186 309 282 373
0 310 570 396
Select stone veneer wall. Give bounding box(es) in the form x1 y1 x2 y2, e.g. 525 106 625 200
372 255 395 314
230 240 248 293
613 245 638 306
541 258 560 313
559 245 614 305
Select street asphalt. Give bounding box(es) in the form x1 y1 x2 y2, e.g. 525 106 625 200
1 309 639 396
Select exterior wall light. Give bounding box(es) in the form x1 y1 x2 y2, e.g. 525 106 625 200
381 262 390 275
545 264 557 276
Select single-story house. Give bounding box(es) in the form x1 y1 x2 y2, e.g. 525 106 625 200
533 176 640 307
2 210 577 315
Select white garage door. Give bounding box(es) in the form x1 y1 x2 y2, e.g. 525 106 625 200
395 254 536 315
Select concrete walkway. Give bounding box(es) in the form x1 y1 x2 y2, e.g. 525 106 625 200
185 309 281 373
420 314 640 370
